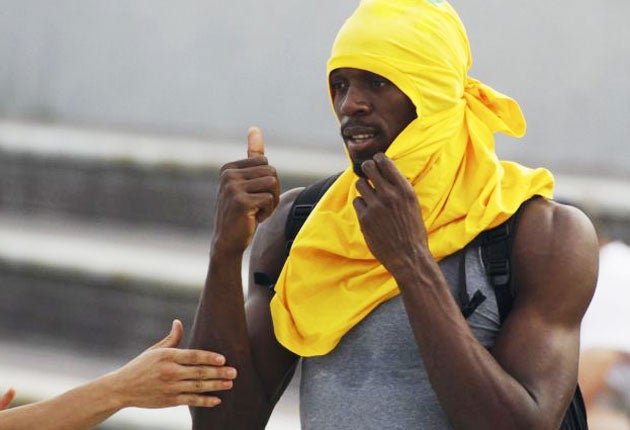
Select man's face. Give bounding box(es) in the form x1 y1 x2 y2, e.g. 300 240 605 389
329 68 417 176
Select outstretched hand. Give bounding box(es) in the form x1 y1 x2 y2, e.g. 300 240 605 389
107 320 237 409
0 387 15 410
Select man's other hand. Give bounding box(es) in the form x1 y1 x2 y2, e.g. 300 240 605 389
212 126 280 256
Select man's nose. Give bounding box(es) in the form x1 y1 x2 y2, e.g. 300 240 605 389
338 86 371 117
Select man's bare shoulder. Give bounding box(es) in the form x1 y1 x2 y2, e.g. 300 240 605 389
254 187 304 247
247 187 304 299
512 197 599 321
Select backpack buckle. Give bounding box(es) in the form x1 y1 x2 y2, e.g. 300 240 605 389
487 259 510 286
292 204 313 219
482 222 510 245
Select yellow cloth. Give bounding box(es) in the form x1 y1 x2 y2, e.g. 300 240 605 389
270 0 554 357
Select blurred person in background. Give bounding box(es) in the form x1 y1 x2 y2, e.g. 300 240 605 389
190 0 598 428
0 319 235 430
0 389 14 411
579 215 630 430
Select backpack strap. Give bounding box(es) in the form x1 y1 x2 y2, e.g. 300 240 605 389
561 386 588 430
478 217 516 324
252 173 341 292
477 197 536 323
285 173 341 256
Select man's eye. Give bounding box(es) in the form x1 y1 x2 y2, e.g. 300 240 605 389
371 78 387 88
330 81 346 91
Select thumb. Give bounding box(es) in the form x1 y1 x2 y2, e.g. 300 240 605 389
149 319 183 350
247 126 265 158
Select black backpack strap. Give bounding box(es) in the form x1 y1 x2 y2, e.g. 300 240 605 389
560 385 588 430
253 172 341 292
457 255 487 319
285 172 341 256
478 197 536 323
478 218 516 324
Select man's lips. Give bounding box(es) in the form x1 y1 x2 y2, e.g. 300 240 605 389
342 125 378 139
345 136 377 156
342 125 380 151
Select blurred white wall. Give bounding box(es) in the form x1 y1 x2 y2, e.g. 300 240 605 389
0 0 628 176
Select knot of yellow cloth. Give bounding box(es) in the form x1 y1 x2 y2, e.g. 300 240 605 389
464 77 527 138
270 0 554 357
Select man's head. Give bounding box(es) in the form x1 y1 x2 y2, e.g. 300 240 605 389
327 0 472 175
329 67 417 176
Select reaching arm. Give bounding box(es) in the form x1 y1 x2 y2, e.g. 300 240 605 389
354 154 598 429
0 320 236 430
189 128 298 429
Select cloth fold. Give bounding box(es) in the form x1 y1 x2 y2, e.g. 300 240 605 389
270 0 554 357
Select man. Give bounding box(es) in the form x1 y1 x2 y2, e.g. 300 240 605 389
0 320 235 430
190 1 599 428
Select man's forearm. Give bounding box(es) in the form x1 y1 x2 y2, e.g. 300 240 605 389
191 250 249 354
190 250 269 429
395 261 543 429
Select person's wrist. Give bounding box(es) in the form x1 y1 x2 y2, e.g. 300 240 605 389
98 370 130 411
210 233 248 259
211 233 248 262
390 247 438 288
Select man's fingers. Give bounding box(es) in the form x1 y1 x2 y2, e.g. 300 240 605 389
353 196 367 216
247 126 265 158
220 164 277 185
251 191 277 222
360 158 390 192
372 153 406 186
220 156 269 174
240 175 278 194
355 178 378 204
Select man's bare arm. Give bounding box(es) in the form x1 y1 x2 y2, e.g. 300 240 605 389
355 154 598 429
190 189 301 429
189 128 299 429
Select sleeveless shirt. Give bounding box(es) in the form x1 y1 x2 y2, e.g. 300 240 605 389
299 244 501 429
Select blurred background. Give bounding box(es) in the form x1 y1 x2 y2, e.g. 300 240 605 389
0 1 628 429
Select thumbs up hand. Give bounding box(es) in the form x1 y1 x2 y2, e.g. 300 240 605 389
212 126 280 256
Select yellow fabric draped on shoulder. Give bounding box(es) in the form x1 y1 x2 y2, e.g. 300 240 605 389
270 0 554 357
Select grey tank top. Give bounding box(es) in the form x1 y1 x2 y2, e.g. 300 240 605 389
299 244 501 430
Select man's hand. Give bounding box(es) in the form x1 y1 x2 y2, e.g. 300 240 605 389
107 320 237 409
353 153 430 274
212 126 280 256
0 387 16 410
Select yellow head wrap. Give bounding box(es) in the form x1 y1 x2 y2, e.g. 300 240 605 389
270 0 554 357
